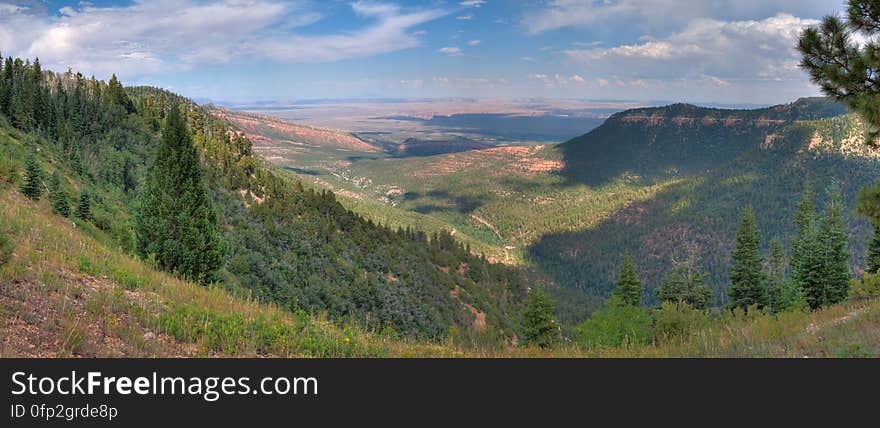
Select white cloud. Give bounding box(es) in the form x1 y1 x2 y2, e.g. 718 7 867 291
468 39 481 46
457 14 474 20
563 14 818 81
524 0 835 35
0 1 445 80
438 46 463 55
571 41 602 47
460 1 486 7
528 73 585 87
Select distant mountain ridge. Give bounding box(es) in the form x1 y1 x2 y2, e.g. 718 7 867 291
558 97 849 186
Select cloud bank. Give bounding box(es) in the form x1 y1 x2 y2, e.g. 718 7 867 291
0 0 444 79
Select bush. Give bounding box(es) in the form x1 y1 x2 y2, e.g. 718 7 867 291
652 301 709 343
574 301 653 348
851 273 880 300
156 304 366 357
0 231 12 266
0 148 18 185
835 343 873 358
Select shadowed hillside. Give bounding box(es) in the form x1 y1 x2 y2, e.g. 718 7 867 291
557 98 848 186
532 110 880 313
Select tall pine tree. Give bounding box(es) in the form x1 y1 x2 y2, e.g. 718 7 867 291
856 182 880 273
819 184 851 305
135 104 226 284
793 183 853 309
728 206 769 311
764 237 787 311
105 74 135 113
0 56 12 116
0 52 6 117
867 224 880 274
611 253 642 307
791 184 822 309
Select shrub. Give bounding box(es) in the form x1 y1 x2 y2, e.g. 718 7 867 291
574 301 653 348
835 343 873 358
652 301 709 343
59 317 87 356
0 148 18 184
77 256 99 275
851 273 880 300
0 230 12 266
110 267 145 291
157 304 365 357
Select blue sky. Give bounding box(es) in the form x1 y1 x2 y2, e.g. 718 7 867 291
0 0 848 104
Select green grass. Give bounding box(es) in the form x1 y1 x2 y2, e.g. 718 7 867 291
2 183 879 357
0 182 461 357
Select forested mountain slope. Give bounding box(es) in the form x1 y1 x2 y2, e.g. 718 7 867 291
532 101 880 308
0 57 529 342
557 98 847 186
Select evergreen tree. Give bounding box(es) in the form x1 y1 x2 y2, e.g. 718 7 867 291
656 263 713 310
31 57 47 130
611 253 642 307
520 287 560 348
791 184 823 309
135 104 226 284
793 183 852 309
798 0 880 141
856 182 880 273
0 53 6 117
70 144 84 176
75 188 91 221
727 206 769 311
866 224 880 274
818 184 851 305
106 74 135 113
0 56 11 116
49 171 70 217
19 154 43 200
764 237 787 311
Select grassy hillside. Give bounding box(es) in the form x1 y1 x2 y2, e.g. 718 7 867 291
3 181 878 357
0 185 454 357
